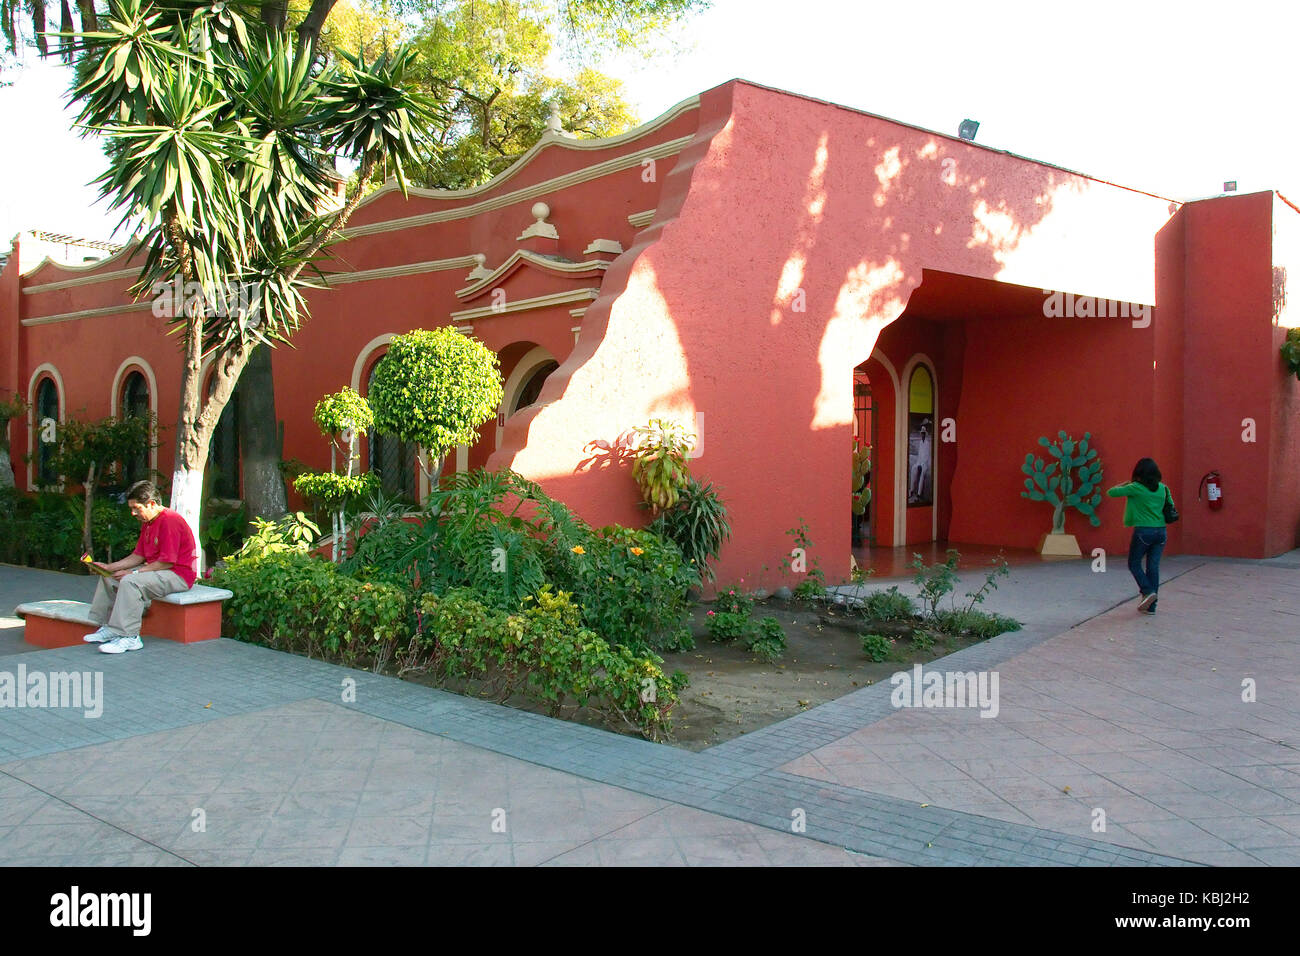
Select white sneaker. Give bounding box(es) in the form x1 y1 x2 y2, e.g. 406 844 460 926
99 635 143 654
83 626 119 643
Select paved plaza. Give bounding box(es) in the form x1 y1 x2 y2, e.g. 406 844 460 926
1 550 1298 866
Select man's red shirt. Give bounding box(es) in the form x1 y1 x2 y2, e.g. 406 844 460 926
133 507 198 588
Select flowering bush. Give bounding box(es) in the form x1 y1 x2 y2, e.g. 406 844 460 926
558 525 698 654
419 586 687 740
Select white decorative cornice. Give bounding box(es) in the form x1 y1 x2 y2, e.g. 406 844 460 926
456 251 609 300
19 239 140 279
320 255 479 286
344 136 692 240
583 239 624 256
21 301 153 327
22 267 140 295
627 210 656 228
354 95 700 211
451 288 599 323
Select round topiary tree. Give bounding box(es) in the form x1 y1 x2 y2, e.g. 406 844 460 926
368 328 504 489
293 387 379 561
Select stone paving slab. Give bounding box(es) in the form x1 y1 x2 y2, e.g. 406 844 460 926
778 563 1300 865
3 556 1295 866
0 699 880 867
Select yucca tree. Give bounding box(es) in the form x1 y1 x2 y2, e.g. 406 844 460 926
69 0 441 558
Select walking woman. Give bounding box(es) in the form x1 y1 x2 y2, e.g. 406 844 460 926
1107 458 1174 613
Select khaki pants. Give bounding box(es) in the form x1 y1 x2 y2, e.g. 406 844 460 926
89 570 189 636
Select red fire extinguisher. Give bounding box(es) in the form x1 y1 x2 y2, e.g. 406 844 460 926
1199 471 1223 511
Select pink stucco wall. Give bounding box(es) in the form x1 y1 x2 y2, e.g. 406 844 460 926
492 79 1183 586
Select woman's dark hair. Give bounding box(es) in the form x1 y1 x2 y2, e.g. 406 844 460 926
1131 458 1162 492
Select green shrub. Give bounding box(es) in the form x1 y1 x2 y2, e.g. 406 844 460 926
559 525 697 653
910 629 935 652
211 551 411 665
793 578 825 602
861 585 916 622
648 477 731 581
0 490 139 569
229 512 321 560
705 610 752 643
746 616 786 662
910 549 960 620
861 633 893 662
935 608 1022 639
419 586 686 740
713 585 753 616
346 469 698 652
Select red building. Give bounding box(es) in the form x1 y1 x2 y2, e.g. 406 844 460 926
4 79 1299 584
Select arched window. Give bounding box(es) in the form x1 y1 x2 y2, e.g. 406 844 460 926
366 361 417 502
121 371 150 484
510 360 558 415
906 366 934 508
208 380 241 499
35 377 59 487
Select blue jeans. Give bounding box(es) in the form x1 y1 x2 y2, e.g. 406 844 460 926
1127 526 1166 600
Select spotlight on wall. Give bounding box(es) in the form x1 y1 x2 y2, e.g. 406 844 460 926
958 119 980 141
1223 181 1237 193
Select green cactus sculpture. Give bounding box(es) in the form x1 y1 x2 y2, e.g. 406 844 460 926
1021 431 1103 533
852 445 872 516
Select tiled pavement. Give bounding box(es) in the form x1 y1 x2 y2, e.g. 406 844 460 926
1 552 1297 866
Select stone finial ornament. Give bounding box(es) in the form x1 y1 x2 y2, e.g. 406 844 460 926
518 202 559 241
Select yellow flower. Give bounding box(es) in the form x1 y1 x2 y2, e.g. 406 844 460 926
571 545 586 554
630 547 645 555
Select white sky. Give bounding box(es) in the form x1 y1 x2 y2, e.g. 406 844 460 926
2 0 1296 243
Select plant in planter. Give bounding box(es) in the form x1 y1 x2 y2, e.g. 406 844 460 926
1020 430 1103 556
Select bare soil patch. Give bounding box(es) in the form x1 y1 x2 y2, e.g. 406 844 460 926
391 596 1000 750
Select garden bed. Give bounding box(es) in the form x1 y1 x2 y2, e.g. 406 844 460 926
392 594 1004 751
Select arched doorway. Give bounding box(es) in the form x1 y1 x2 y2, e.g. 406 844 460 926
511 360 558 415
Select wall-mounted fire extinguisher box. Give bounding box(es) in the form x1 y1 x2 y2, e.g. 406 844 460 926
1199 471 1223 511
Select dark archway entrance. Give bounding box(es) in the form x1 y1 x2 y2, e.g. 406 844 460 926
852 367 876 548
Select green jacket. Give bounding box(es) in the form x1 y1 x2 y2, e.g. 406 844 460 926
1106 481 1173 528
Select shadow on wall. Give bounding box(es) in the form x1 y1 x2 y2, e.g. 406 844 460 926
505 83 1094 581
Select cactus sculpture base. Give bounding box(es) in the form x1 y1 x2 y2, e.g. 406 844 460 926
1038 532 1082 557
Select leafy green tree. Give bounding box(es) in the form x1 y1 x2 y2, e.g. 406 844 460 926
69 0 440 561
368 328 503 488
46 412 156 553
293 386 377 560
405 1 639 189
0 389 27 489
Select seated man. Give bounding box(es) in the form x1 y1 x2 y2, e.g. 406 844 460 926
83 480 198 654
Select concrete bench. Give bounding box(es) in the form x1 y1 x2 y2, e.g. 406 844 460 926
16 585 234 649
